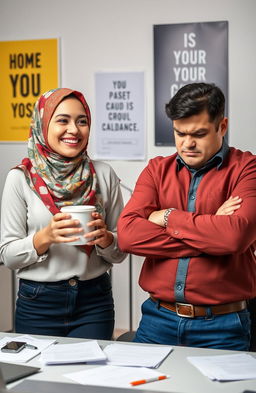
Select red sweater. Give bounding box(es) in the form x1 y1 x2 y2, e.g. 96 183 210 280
118 148 256 305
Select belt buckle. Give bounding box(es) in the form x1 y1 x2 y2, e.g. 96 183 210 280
176 302 195 318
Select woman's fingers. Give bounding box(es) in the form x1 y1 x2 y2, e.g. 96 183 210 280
48 210 113 247
84 212 113 248
49 213 83 242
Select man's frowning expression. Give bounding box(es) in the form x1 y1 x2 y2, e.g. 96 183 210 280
173 110 228 169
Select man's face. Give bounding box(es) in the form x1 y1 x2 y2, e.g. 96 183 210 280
173 110 228 169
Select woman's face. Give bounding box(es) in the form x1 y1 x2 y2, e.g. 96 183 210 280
47 97 90 157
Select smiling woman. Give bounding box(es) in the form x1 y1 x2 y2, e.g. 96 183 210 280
0 88 126 340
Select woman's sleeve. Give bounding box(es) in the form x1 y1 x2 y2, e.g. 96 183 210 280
95 165 127 264
0 170 48 270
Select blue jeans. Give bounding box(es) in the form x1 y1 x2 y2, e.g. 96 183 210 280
134 298 251 350
15 273 114 339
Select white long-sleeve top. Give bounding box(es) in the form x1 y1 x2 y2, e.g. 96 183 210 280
0 160 126 281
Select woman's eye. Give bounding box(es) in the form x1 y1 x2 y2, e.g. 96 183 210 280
57 118 68 124
77 119 88 126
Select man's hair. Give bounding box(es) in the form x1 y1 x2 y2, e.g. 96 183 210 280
165 83 225 123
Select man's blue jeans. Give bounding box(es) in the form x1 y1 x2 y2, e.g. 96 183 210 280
134 298 251 350
15 273 114 339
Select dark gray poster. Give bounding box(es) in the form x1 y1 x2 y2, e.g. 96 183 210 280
154 21 228 146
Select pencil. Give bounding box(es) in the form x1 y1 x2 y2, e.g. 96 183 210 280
130 375 169 386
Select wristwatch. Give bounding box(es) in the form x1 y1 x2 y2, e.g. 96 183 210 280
163 208 175 227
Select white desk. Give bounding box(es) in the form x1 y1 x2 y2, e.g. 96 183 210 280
1 332 256 393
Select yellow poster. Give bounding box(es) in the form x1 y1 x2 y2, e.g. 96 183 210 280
0 38 59 142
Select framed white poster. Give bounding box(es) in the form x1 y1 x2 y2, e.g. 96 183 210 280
94 72 145 160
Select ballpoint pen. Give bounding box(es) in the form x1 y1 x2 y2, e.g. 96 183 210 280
25 344 38 350
130 375 169 386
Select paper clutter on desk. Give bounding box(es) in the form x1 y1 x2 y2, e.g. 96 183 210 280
103 343 173 368
0 335 57 363
65 365 170 388
40 340 107 365
187 353 256 381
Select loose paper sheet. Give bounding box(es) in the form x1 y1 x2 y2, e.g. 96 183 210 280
65 365 168 388
104 343 173 368
40 340 106 365
187 353 256 381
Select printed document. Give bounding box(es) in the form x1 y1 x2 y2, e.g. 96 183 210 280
103 343 173 368
40 340 106 365
187 353 256 381
65 365 168 388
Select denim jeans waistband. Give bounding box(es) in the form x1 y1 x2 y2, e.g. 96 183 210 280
19 272 109 288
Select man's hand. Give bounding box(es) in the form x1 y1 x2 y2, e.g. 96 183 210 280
216 195 242 215
148 209 166 227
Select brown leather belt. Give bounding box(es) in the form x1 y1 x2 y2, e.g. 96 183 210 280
150 296 247 318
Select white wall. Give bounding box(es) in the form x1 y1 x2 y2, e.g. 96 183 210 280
1 0 256 332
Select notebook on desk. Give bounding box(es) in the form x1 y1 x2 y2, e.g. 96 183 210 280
11 380 179 393
0 361 40 384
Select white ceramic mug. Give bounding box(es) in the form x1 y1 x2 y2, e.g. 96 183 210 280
60 205 96 245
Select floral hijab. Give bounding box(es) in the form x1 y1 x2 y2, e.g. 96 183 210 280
17 88 103 216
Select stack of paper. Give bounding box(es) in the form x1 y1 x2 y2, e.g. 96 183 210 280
0 335 56 363
187 353 256 381
40 341 172 368
40 340 106 365
65 365 169 388
104 343 173 368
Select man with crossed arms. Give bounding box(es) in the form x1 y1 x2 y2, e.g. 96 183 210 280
118 83 256 350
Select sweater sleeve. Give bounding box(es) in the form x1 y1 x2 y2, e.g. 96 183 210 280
95 164 127 264
0 170 48 270
166 159 256 254
117 162 200 259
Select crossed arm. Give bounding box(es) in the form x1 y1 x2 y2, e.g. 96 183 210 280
148 195 242 226
118 161 256 258
118 193 245 259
